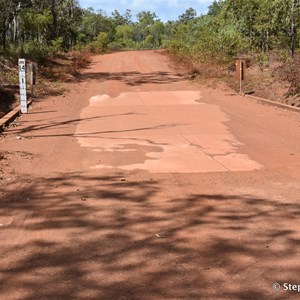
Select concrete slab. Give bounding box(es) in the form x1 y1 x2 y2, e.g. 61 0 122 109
76 91 262 173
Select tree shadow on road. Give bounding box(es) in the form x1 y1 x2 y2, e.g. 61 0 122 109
6 117 187 143
76 71 184 86
6 113 144 136
0 174 299 299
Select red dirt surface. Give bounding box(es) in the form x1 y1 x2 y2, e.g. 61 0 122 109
0 50 300 299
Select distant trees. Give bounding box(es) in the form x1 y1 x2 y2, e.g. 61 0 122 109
0 1 299 65
222 0 300 55
0 0 19 49
79 8 114 45
178 8 197 23
0 0 81 51
168 0 300 64
0 1 169 58
111 9 132 26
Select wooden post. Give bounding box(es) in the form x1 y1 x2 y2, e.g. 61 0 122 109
28 63 37 98
236 59 246 94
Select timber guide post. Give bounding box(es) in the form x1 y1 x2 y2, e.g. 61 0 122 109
236 58 246 94
28 63 37 98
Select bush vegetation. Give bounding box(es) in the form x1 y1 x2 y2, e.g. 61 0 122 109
0 0 299 102
1 1 299 63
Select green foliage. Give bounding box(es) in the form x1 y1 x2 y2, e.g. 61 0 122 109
50 37 64 56
89 32 109 54
208 1 225 16
136 11 158 27
111 9 132 26
149 21 165 47
167 0 299 65
168 15 245 65
20 8 52 38
178 8 197 23
23 41 51 65
253 51 270 71
144 35 155 48
0 0 298 68
80 9 114 43
107 41 124 51
115 24 135 47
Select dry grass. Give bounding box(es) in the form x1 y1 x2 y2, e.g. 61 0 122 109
40 51 92 82
36 52 92 99
0 57 19 117
38 51 92 98
68 51 92 75
165 50 300 107
0 87 17 118
0 50 93 117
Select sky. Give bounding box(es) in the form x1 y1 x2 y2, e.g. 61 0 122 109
78 0 214 22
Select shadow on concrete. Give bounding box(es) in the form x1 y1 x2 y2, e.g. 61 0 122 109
7 112 145 136
7 113 187 141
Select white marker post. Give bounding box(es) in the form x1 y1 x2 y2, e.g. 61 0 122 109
18 59 28 114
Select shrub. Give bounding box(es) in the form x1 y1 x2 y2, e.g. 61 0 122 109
50 37 64 57
89 32 109 54
68 50 92 74
23 41 50 65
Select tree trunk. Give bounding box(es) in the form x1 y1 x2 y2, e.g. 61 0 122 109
38 32 41 49
290 0 295 57
13 13 17 43
298 0 300 48
2 19 6 50
51 0 57 40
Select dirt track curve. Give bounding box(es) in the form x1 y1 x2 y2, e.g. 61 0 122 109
1 50 300 300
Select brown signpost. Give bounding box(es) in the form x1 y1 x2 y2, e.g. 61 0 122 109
28 63 38 98
236 59 246 94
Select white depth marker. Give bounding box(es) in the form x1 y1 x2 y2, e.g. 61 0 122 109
18 59 27 114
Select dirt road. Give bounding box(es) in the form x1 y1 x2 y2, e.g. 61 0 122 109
0 50 300 299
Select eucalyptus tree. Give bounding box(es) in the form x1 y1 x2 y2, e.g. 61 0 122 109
178 7 197 24
111 9 132 26
135 11 158 43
